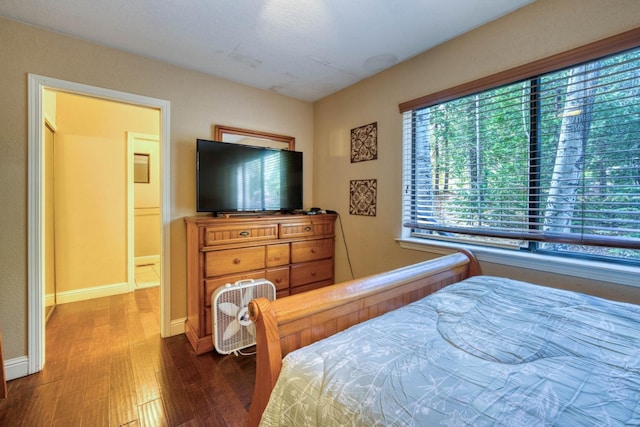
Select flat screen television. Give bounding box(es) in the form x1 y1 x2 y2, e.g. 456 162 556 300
196 138 303 214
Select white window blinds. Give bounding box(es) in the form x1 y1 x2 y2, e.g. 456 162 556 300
402 45 640 261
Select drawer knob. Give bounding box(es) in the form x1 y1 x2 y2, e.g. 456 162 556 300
304 226 312 231
311 271 317 276
233 258 241 264
275 277 282 283
239 231 250 237
311 248 316 253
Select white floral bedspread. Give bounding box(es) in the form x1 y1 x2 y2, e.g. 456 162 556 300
260 276 640 426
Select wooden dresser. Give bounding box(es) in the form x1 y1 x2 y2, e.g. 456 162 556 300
184 214 337 354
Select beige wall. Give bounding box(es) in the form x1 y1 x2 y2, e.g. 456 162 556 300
134 210 160 258
0 17 313 360
133 136 161 259
53 92 159 293
54 133 129 291
133 138 160 209
313 0 640 298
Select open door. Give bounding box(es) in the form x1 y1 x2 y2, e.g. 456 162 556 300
44 121 57 322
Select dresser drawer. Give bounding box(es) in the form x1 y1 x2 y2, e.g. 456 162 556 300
279 219 316 238
203 223 277 246
280 218 334 239
290 259 333 287
291 238 333 263
265 267 290 292
266 243 290 267
204 271 265 307
205 246 266 277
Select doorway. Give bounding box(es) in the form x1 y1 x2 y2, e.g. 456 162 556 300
27 74 171 375
128 132 161 291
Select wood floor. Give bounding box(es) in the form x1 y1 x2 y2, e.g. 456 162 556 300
0 287 256 426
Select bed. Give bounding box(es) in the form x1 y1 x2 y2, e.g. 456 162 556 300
247 251 640 426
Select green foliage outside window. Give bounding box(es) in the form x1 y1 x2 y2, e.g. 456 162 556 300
404 48 640 263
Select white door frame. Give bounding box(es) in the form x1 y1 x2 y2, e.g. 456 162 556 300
27 74 171 374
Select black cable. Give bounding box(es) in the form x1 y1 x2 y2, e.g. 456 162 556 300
334 212 355 279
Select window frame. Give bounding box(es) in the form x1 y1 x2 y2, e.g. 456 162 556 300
398 28 640 286
399 28 640 114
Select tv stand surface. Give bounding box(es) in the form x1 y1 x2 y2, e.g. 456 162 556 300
184 213 337 354
213 210 305 218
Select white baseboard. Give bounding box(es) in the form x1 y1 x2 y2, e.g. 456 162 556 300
170 317 186 336
45 293 55 307
5 356 29 381
135 281 160 290
56 282 129 305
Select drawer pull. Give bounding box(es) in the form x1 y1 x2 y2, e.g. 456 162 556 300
311 248 316 253
239 231 250 237
304 226 312 231
311 271 317 276
275 277 282 283
233 258 241 264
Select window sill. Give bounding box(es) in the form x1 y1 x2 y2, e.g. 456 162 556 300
397 237 640 289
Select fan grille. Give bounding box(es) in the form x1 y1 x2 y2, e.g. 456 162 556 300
212 279 276 354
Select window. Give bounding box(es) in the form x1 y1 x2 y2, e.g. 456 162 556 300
402 36 640 264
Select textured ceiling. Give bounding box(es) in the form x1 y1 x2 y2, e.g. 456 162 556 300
0 0 534 101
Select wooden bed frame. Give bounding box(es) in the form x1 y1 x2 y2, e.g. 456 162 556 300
247 250 480 426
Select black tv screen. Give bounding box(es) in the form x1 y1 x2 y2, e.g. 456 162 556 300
196 139 303 213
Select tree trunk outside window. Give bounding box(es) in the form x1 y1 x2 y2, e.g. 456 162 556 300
543 62 600 235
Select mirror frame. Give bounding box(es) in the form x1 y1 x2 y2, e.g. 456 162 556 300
214 125 295 151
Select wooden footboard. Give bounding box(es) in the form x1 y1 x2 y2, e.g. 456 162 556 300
247 251 479 426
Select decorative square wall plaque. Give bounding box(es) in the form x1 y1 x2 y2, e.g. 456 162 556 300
350 122 377 163
349 179 377 216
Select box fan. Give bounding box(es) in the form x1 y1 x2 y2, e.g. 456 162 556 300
212 279 276 354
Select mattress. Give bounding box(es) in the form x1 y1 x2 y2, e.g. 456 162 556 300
259 276 640 426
